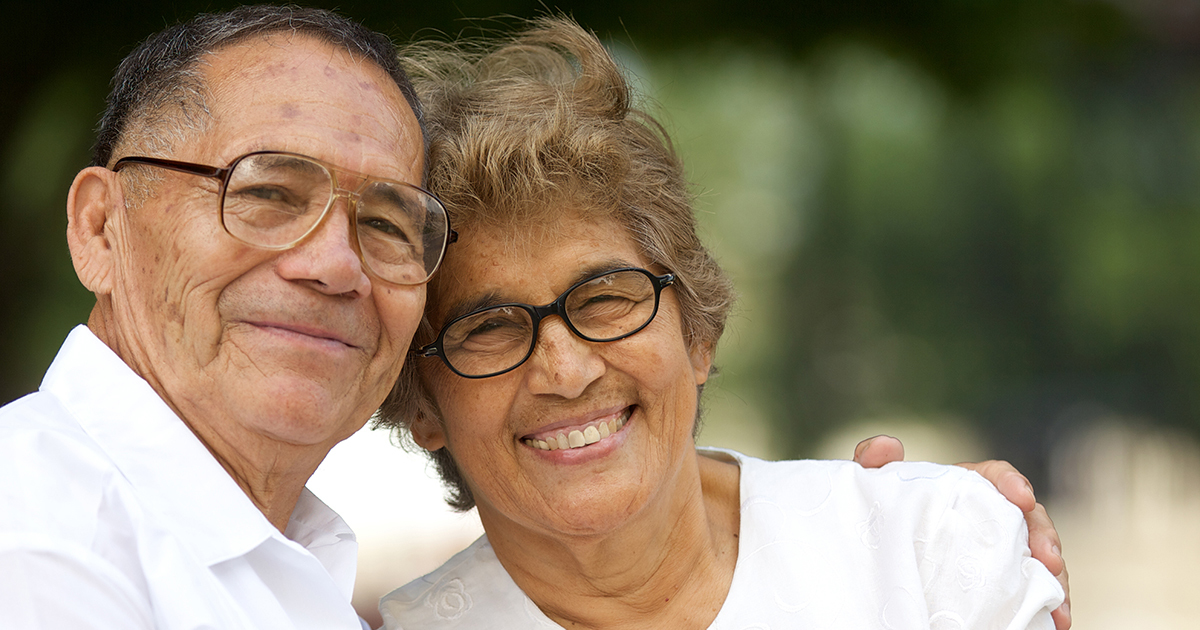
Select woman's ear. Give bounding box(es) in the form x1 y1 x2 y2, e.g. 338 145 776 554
689 340 714 386
409 411 447 452
66 167 122 295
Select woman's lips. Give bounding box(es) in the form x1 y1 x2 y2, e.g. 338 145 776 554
522 408 631 451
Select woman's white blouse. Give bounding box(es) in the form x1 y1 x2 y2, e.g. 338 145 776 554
380 450 1064 629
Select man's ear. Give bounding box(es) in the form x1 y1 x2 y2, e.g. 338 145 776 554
409 411 447 452
66 166 123 295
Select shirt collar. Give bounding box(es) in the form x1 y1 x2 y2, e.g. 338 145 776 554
288 488 359 601
40 326 356 579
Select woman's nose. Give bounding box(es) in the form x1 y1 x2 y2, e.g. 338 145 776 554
523 318 605 398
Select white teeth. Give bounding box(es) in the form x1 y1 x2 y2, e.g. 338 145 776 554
523 410 631 451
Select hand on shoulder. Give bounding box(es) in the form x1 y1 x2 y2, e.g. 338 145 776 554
853 434 1071 630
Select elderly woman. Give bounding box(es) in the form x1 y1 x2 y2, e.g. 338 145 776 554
377 18 1065 629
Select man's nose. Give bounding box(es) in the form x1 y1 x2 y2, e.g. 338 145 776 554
523 318 605 398
274 196 372 297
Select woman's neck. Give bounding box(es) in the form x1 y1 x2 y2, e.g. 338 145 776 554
482 450 742 630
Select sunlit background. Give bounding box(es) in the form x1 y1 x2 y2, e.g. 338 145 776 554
4 0 1200 627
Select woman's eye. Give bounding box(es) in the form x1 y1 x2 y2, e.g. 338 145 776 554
465 312 523 337
467 320 506 336
577 293 637 313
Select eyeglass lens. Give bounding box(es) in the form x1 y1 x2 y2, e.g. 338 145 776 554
222 153 446 285
439 269 661 377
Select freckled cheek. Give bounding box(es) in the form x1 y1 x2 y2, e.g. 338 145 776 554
423 369 498 440
421 366 462 415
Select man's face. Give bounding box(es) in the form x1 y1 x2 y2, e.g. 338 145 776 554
102 34 425 454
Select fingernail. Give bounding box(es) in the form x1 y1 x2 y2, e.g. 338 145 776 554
1058 602 1070 618
1051 545 1061 558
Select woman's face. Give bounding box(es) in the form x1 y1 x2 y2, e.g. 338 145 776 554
412 216 712 538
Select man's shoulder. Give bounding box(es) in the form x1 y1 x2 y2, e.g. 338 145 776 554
0 389 132 539
0 387 110 465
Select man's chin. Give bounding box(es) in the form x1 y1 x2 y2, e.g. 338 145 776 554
218 377 375 448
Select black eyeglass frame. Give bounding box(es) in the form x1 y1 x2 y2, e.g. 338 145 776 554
111 151 457 285
417 267 676 379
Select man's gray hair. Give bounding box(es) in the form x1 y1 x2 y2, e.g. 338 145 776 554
92 4 424 170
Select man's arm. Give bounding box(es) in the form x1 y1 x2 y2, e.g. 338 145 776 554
854 435 1072 630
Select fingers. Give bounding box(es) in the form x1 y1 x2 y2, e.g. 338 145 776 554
1024 502 1070 628
1024 503 1065 575
956 458 1069 626
853 434 905 468
955 459 1036 513
1051 565 1071 629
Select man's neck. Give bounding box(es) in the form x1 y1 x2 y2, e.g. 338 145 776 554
197 428 327 532
88 304 329 533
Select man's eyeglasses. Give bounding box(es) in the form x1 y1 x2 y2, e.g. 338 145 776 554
112 151 455 285
417 267 675 378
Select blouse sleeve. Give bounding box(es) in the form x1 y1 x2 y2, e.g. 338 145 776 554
917 472 1064 630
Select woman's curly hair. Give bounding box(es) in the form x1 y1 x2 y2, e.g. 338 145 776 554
375 16 735 511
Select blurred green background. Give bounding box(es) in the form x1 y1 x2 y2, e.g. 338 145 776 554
3 0 1198 498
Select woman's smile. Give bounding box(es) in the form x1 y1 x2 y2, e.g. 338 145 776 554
521 407 632 451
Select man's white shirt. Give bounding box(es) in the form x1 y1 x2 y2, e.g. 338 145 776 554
0 326 366 629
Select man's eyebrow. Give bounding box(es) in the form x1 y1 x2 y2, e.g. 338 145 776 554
440 258 638 323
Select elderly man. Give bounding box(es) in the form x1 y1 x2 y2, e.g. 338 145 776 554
0 6 449 629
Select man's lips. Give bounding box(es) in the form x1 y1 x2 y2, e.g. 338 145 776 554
245 320 360 349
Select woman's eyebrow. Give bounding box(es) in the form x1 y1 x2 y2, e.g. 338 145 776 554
442 291 505 323
568 259 634 286
441 257 638 322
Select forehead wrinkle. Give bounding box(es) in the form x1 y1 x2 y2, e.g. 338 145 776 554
198 36 420 180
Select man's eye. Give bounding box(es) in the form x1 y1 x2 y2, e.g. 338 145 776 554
360 217 415 242
237 185 292 202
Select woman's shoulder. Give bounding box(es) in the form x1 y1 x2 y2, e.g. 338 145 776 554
379 536 557 630
712 451 1062 629
707 448 991 498
703 448 1017 531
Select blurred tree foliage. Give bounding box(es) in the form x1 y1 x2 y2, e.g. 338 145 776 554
2 0 1195 489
